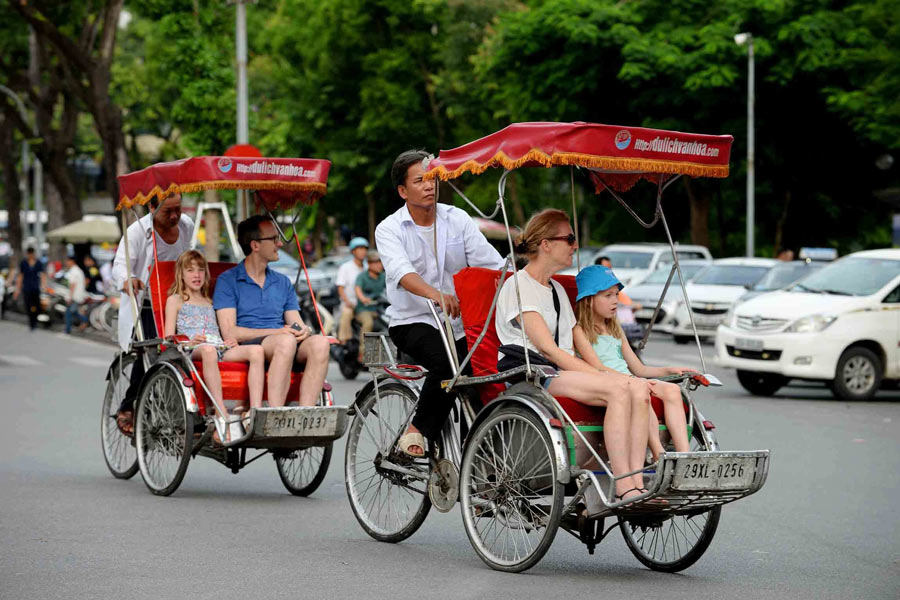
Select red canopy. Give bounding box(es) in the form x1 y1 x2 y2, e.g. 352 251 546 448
425 122 733 191
117 156 331 211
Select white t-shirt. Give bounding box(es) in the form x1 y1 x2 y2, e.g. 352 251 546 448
414 223 436 258
335 259 364 309
496 269 576 359
67 265 87 303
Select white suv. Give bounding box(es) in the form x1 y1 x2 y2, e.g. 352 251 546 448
576 243 711 284
715 249 900 400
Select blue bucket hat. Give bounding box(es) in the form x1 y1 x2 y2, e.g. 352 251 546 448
575 265 624 302
349 237 369 251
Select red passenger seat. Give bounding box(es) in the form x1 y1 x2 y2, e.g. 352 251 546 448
147 260 304 413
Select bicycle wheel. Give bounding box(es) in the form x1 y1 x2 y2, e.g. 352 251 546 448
618 425 722 572
460 405 564 573
275 443 333 496
135 367 193 496
345 382 431 542
100 354 138 479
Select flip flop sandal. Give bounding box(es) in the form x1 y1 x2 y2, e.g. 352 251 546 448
116 411 134 437
398 432 426 458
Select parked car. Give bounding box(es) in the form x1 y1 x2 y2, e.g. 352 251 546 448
669 257 777 344
558 246 604 275
589 242 712 285
627 259 712 333
269 251 333 292
715 249 900 400
736 259 827 305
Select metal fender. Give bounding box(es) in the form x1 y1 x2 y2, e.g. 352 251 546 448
140 359 200 413
348 374 422 415
104 351 132 382
467 390 571 485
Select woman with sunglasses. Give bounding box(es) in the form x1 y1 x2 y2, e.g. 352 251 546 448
495 208 653 501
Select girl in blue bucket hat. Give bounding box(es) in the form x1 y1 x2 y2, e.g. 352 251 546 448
574 265 696 459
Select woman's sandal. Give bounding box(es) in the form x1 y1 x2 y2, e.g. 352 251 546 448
115 410 134 437
212 415 244 445
615 487 643 502
398 432 426 458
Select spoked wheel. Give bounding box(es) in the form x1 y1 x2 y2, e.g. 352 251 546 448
460 405 564 573
135 367 193 496
345 382 431 542
100 353 138 479
275 443 333 496
618 426 721 572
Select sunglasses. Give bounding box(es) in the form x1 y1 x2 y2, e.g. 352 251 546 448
544 234 577 246
253 235 279 243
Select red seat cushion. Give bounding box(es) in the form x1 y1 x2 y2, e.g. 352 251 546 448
191 361 304 412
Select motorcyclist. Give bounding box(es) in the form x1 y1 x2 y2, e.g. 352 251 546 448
353 249 386 362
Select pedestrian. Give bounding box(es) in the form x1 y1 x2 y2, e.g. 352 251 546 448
13 247 47 331
63 255 87 334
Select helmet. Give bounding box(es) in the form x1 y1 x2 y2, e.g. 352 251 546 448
349 237 369 251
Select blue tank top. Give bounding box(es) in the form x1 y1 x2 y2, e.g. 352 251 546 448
590 335 630 375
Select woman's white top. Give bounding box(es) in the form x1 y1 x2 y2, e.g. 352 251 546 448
495 269 576 358
112 213 194 350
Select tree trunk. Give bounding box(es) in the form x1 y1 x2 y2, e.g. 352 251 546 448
684 177 710 248
508 174 525 226
44 179 65 263
367 193 376 244
773 190 792 255
0 114 24 266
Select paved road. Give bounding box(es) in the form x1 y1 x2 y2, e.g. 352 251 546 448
1 320 897 599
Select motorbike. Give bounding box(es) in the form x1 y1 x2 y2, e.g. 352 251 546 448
331 296 389 380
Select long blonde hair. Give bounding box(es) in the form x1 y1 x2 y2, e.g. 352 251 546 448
514 208 571 257
575 295 624 344
169 250 211 301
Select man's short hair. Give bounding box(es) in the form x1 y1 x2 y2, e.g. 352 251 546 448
391 149 430 191
237 215 274 256
26 246 35 254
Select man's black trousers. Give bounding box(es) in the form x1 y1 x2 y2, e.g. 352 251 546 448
388 323 471 441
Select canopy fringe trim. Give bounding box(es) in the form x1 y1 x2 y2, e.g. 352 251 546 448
424 149 729 184
117 181 327 210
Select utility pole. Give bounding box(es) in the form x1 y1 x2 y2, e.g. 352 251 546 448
231 0 253 223
735 32 755 257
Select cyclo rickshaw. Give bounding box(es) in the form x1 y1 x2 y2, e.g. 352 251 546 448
344 122 770 572
100 156 348 497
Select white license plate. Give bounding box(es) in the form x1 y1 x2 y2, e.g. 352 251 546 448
734 337 764 351
673 457 756 491
694 315 723 328
262 409 339 437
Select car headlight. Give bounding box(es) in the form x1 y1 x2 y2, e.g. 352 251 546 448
785 314 838 333
723 305 737 328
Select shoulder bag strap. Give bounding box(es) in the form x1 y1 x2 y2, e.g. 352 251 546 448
550 282 561 346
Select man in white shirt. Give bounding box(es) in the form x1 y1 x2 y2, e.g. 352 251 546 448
376 150 505 457
111 192 194 435
335 237 368 342
63 255 87 334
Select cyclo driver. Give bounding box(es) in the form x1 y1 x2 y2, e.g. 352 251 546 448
375 150 505 457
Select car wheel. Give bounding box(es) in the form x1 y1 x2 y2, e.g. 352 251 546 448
831 347 882 401
673 335 691 345
736 370 787 396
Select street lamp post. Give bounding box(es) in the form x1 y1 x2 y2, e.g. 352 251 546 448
734 32 754 257
0 83 43 254
229 0 253 223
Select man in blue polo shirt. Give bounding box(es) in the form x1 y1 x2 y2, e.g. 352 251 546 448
214 215 330 407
